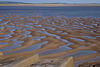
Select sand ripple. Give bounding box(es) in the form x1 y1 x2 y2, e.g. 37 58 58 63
0 14 100 64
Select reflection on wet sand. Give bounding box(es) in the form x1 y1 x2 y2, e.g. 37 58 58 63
0 14 100 66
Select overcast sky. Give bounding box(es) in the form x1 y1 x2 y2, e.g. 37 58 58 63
0 0 100 3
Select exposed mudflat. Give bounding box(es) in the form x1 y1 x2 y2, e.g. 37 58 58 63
0 13 100 66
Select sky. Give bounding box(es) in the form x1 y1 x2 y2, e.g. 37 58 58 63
0 0 100 3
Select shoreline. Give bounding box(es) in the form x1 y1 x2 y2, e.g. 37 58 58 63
0 4 100 6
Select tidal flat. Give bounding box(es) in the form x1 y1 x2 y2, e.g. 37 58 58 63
0 6 100 67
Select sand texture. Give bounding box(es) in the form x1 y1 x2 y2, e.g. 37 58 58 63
0 14 100 66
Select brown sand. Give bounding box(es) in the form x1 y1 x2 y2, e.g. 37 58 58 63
0 14 100 66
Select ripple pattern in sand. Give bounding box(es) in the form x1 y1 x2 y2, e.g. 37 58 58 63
0 14 100 62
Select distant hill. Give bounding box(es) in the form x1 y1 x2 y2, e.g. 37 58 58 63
0 1 27 4
0 1 100 4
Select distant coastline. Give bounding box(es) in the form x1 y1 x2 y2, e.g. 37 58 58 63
0 4 100 6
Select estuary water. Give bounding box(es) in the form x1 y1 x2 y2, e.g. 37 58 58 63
0 6 100 17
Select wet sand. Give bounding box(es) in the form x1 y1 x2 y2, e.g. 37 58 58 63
0 14 100 66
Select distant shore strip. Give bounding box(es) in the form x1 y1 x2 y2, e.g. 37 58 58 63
0 4 100 6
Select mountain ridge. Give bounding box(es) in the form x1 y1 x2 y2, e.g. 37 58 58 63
0 1 100 4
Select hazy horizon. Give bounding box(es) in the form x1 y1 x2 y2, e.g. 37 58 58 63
0 0 100 4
